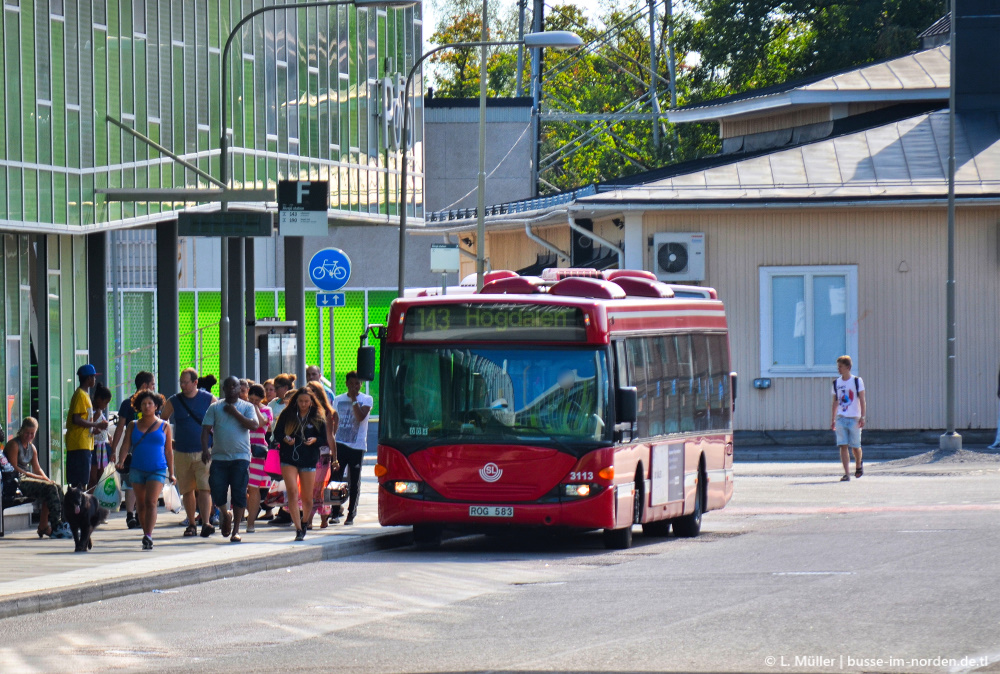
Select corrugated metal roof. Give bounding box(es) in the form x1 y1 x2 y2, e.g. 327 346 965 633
669 46 949 123
918 13 950 38
580 110 1000 204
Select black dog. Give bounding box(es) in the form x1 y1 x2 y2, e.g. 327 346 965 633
63 487 109 552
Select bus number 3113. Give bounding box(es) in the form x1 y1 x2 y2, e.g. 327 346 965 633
568 471 594 481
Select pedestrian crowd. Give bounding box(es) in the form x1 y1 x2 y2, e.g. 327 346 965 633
2 363 371 550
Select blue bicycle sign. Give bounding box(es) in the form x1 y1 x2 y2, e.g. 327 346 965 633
308 248 352 292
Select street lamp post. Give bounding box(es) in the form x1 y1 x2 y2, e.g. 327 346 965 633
395 31 583 298
216 0 414 379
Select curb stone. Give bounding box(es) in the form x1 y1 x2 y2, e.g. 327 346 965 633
0 528 413 621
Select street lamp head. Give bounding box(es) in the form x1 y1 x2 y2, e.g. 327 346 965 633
522 30 584 50
353 0 418 6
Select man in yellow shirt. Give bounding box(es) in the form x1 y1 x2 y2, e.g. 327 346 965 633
66 364 108 489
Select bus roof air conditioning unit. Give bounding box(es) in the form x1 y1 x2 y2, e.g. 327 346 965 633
653 232 705 282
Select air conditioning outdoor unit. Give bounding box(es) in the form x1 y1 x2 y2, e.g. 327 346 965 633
653 232 706 282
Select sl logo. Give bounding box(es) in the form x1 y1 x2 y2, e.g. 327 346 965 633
479 462 502 483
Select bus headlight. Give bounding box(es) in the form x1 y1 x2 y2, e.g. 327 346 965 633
391 481 422 495
563 484 592 498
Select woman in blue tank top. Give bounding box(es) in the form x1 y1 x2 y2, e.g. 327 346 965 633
115 390 174 550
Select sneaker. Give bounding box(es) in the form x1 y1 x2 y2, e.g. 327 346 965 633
344 517 355 526
126 512 141 530
246 524 255 533
50 523 74 539
141 535 153 550
988 443 1000 450
268 509 292 526
210 510 220 527
294 528 305 541
181 517 190 527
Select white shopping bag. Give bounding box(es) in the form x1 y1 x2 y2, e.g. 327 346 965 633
94 465 122 511
162 483 182 513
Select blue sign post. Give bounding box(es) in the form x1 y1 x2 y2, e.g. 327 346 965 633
308 248 352 293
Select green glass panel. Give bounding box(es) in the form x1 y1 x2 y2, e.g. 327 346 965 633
19 1 36 164
5 13 22 162
53 172 67 224
51 22 66 167
67 174 81 225
305 291 318 368
255 291 276 319
7 169 22 221
22 170 37 222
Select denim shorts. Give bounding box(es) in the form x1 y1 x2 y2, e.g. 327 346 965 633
835 416 862 448
209 459 250 509
282 464 316 472
129 467 169 485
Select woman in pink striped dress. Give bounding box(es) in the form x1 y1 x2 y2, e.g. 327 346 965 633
246 384 274 533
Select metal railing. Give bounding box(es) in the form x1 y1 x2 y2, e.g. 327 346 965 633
425 184 597 222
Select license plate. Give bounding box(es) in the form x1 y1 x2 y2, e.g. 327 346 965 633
469 505 514 518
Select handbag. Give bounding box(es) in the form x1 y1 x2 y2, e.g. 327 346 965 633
263 448 282 479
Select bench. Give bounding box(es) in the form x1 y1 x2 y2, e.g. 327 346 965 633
1 501 37 536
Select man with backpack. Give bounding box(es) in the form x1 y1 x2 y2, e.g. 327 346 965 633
831 355 866 482
161 368 216 538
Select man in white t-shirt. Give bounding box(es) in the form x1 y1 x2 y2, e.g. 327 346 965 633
333 371 373 525
830 355 866 482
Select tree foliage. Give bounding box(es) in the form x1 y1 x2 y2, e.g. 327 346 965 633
427 0 947 193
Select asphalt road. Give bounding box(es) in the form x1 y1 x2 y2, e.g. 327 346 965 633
3 451 1000 674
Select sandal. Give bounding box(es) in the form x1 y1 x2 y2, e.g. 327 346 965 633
183 525 198 537
840 474 851 482
855 464 863 478
246 524 255 533
230 533 242 543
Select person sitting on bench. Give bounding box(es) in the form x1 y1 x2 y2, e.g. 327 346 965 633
3 418 71 539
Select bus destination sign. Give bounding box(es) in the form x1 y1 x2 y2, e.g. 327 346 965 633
403 304 588 342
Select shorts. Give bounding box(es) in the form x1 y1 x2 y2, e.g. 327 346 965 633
174 450 211 494
834 416 862 448
282 464 316 472
66 450 93 489
209 459 250 509
130 467 169 485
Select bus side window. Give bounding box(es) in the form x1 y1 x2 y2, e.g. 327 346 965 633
692 335 711 432
647 336 667 437
626 338 650 438
675 335 695 433
708 334 732 429
661 336 680 435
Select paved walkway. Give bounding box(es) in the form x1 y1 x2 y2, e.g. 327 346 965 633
0 468 407 619
0 441 992 620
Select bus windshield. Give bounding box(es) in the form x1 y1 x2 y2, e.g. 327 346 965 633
381 346 611 454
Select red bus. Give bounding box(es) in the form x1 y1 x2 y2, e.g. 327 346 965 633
366 269 736 549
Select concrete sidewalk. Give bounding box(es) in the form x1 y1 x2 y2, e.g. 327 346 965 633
734 440 1000 462
0 469 408 620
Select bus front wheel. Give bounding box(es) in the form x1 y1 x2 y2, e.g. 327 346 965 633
412 524 442 549
603 525 633 549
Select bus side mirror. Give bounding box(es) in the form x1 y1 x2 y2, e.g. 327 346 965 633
357 346 376 382
730 372 738 412
617 386 637 424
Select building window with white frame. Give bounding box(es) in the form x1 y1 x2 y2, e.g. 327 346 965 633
759 265 858 377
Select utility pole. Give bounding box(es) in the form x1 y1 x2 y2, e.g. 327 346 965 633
530 0 543 195
476 0 489 289
649 0 660 148
515 0 526 98
667 0 676 108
